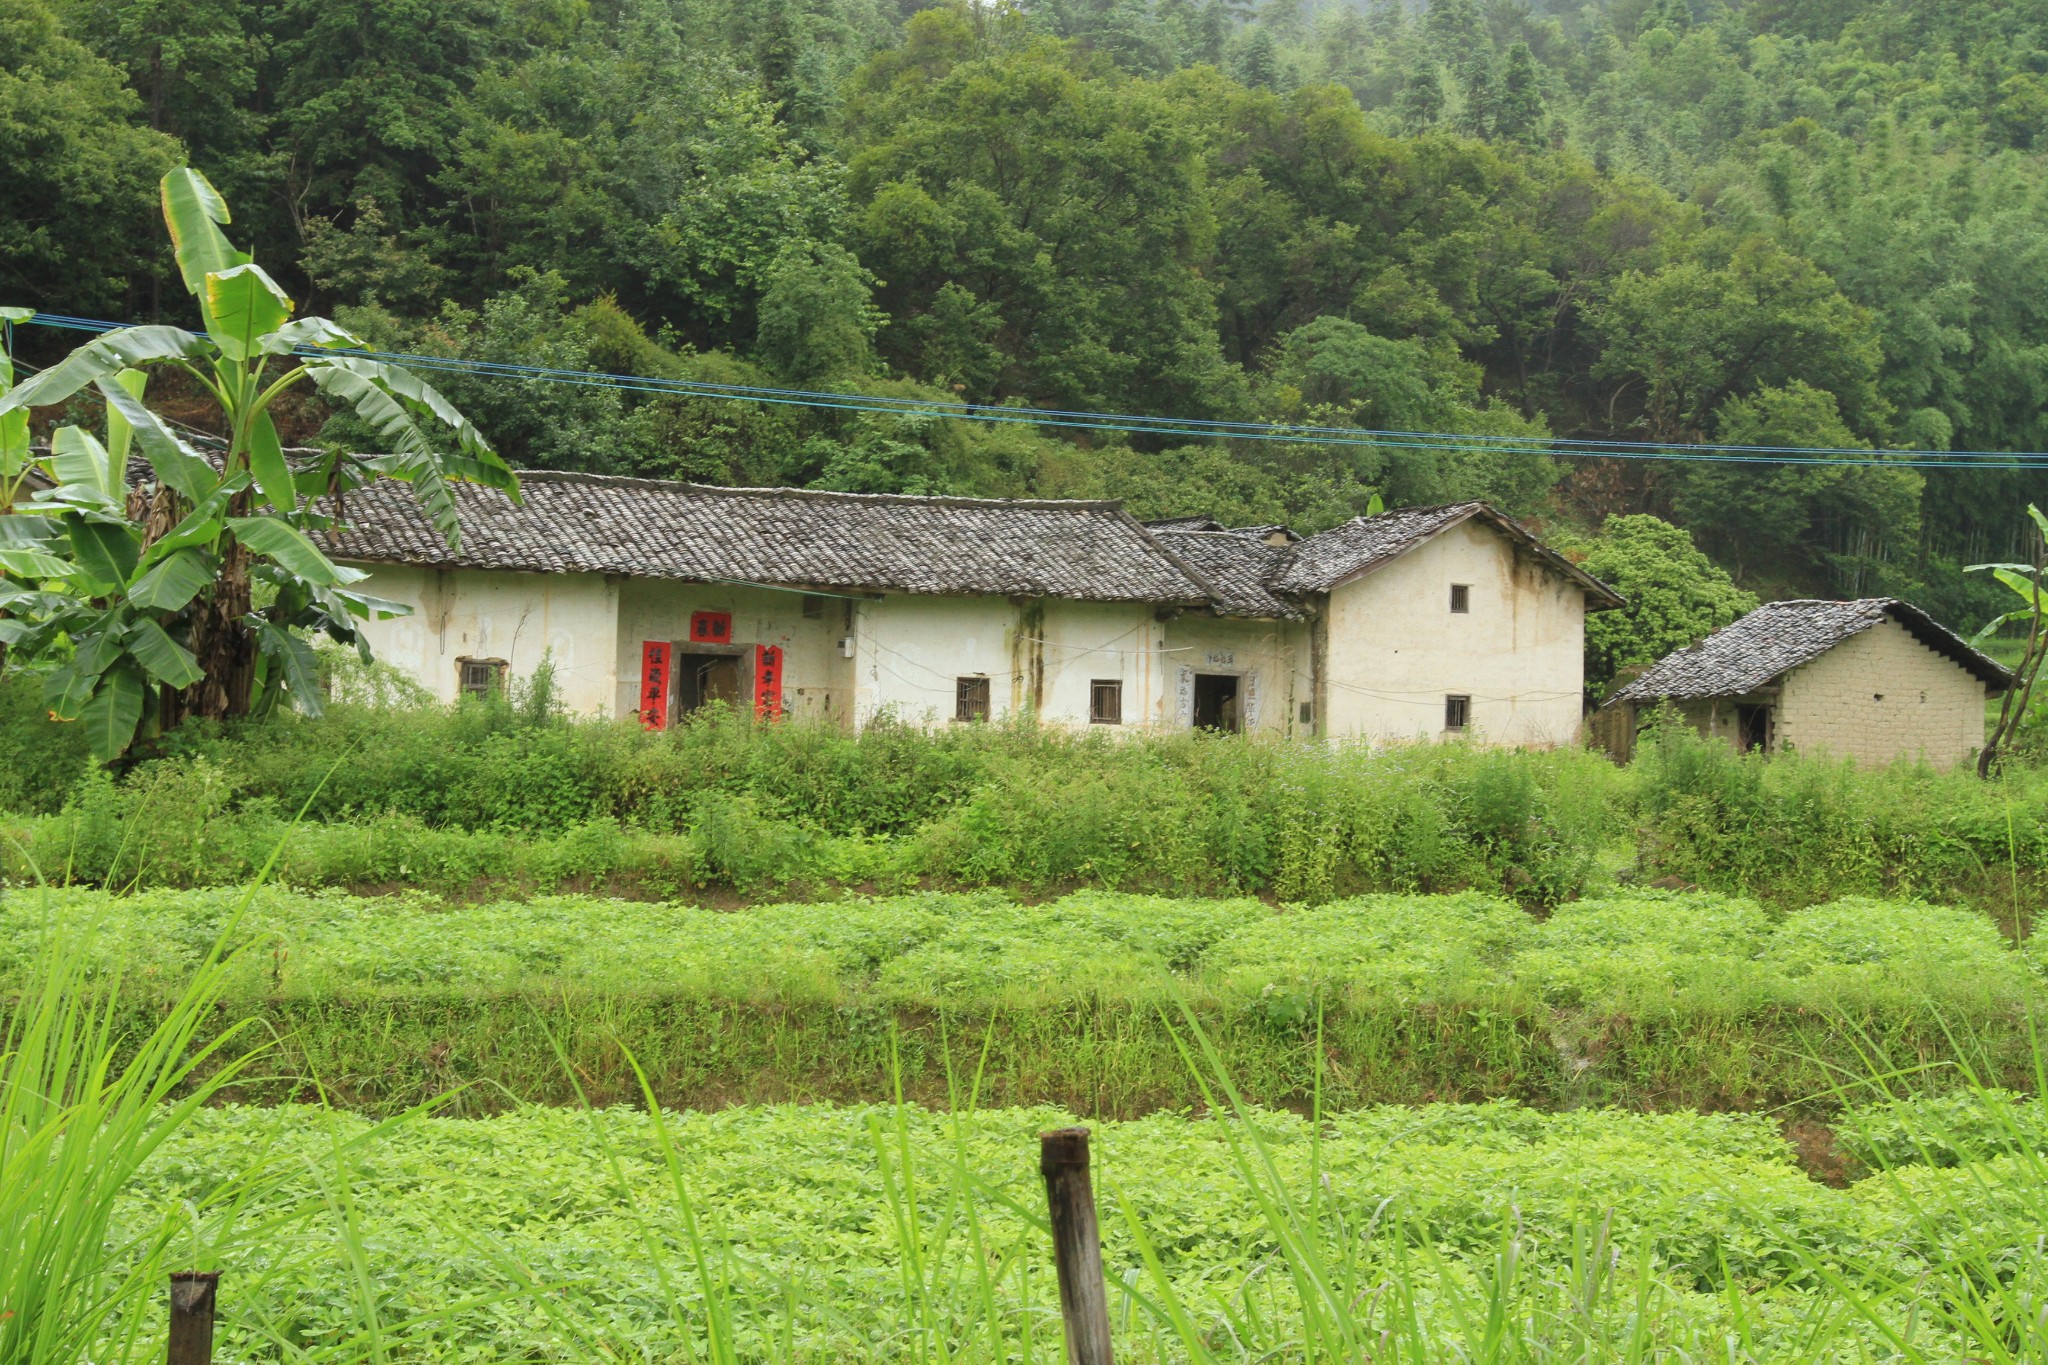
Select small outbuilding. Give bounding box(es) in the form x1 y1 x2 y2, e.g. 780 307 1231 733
1601 597 2010 770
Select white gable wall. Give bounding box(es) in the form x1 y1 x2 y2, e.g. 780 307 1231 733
350 564 620 713
1320 519 1587 746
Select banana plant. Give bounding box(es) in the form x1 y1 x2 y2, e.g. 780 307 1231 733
1967 503 2048 777
0 167 517 761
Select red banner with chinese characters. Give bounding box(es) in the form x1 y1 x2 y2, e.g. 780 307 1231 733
754 644 783 719
689 611 733 645
640 640 672 730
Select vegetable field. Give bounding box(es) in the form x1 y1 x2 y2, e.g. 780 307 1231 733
114 1094 2048 1361
11 885 2041 1114
14 880 2048 1360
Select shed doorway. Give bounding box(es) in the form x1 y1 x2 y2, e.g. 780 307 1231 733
677 652 743 715
1193 673 1242 732
1736 703 1772 753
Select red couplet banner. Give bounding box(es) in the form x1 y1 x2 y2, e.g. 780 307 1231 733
754 644 783 719
640 641 672 730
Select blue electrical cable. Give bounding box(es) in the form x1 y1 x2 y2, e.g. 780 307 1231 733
20 309 2048 470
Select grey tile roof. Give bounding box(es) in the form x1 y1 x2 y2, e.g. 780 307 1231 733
1150 530 1309 620
326 471 1220 605
1611 598 2011 703
1273 502 1623 606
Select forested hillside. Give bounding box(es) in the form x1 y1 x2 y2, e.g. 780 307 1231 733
8 0 2048 627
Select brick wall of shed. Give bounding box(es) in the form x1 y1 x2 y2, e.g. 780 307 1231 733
1776 618 1988 770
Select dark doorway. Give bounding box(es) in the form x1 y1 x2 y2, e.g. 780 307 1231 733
676 652 743 715
1736 703 1771 753
1193 673 1242 732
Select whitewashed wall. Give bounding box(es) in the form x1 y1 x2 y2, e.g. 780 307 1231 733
1320 520 1589 746
612 579 856 723
349 564 621 713
1157 614 1315 734
852 595 1170 729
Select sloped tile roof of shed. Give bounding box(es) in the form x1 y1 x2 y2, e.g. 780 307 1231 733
1610 597 2010 703
327 471 1219 604
1150 530 1309 619
1273 501 1622 606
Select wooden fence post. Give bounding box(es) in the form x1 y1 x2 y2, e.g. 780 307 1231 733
1040 1126 1115 1365
167 1271 218 1365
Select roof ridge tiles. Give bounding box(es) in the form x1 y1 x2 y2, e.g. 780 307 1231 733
511 468 1129 513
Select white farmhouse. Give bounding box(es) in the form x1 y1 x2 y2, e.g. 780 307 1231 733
329 472 1620 744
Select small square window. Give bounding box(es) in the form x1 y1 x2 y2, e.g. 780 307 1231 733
956 676 990 722
1445 694 1471 731
802 594 827 620
1449 584 1470 613
1090 679 1123 725
458 657 507 698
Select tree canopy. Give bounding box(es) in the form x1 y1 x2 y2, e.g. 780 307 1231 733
8 0 2048 634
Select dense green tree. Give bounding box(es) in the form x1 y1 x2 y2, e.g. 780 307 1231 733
1577 513 1757 695
842 11 1238 416
13 0 2048 614
0 0 179 316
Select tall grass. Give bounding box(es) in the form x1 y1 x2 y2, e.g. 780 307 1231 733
0 882 265 1362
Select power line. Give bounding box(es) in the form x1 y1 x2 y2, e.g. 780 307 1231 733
18 310 2048 470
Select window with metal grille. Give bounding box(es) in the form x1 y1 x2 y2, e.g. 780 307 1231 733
458 657 507 698
802 594 827 619
1090 679 1123 725
956 676 990 722
1444 694 1471 731
1449 584 1470 613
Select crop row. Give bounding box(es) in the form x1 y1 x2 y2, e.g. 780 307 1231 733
13 886 2042 1114
111 1092 2048 1362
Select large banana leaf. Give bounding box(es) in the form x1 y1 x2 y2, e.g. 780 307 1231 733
0 327 210 413
123 617 204 689
126 548 216 612
94 377 219 500
162 168 250 338
66 518 140 592
309 356 513 484
0 546 76 580
48 426 123 503
254 618 324 715
102 369 146 469
205 264 294 362
78 662 147 761
246 410 295 511
227 516 362 586
262 317 361 354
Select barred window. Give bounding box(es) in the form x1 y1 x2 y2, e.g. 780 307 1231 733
1444 694 1471 731
1090 679 1123 725
956 676 990 722
1449 584 1470 613
458 657 507 698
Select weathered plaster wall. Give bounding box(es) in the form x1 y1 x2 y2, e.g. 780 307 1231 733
1320 520 1588 746
1158 614 1315 734
1776 618 1989 769
613 580 856 724
853 595 1168 729
348 564 621 713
